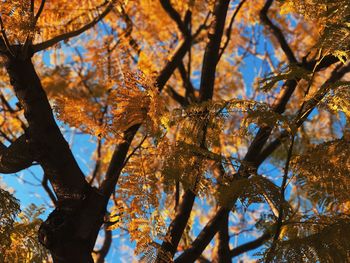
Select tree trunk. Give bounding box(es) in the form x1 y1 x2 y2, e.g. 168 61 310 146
38 187 106 262
4 53 106 262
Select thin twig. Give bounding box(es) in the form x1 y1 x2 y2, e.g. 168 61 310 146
122 135 147 167
260 0 297 64
42 174 58 205
266 135 294 262
0 16 14 56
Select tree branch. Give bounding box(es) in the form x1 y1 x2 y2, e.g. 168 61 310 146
156 37 192 91
99 34 196 198
218 0 247 60
32 0 116 53
230 232 272 258
34 0 46 23
167 85 189 107
198 256 211 263
0 15 14 57
212 211 231 263
174 208 228 263
99 124 140 198
199 0 231 101
115 4 141 55
157 190 196 262
96 11 216 259
301 54 340 72
260 0 297 64
258 63 350 164
0 134 33 174
241 79 298 168
178 61 196 102
5 57 88 200
295 63 350 126
160 0 189 36
175 180 180 210
173 57 300 263
95 227 112 263
158 2 231 261
266 135 294 261
204 65 350 262
42 173 58 205
156 11 216 91
89 138 102 185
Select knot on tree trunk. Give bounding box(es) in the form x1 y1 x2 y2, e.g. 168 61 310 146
38 205 79 249
38 187 106 263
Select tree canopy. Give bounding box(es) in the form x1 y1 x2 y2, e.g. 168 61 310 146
0 0 349 262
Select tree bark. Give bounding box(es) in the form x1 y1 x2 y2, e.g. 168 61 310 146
212 211 230 263
4 54 106 262
5 56 88 199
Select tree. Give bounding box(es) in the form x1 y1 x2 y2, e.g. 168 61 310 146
0 0 349 262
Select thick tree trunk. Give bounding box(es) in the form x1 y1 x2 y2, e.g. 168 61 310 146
4 54 106 262
38 187 106 262
5 56 88 199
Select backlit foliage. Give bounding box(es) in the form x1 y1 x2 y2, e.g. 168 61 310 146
260 215 350 263
293 139 350 210
0 0 350 262
2 204 49 263
0 190 49 262
114 137 166 254
0 188 20 259
281 0 350 61
324 86 350 118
